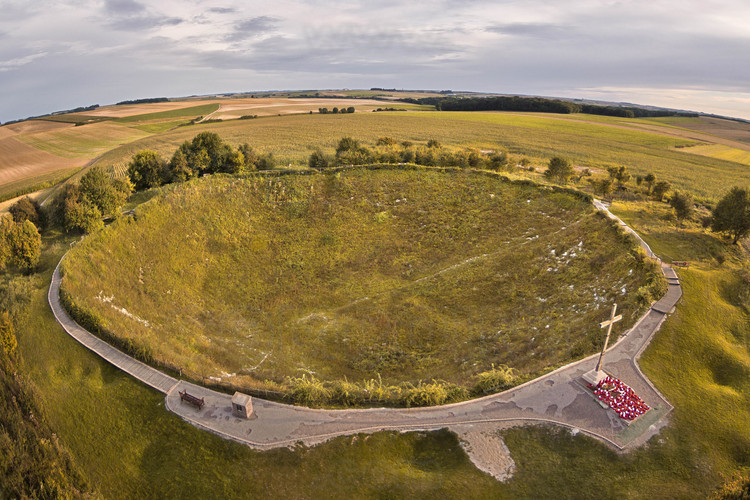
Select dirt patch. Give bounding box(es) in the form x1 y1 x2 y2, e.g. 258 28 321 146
5 120 75 135
455 425 516 482
0 136 85 186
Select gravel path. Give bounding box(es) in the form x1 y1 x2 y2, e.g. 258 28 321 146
48 199 681 478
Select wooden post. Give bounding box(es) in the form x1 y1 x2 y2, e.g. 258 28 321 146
595 303 623 373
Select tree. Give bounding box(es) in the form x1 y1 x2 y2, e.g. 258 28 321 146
0 217 14 270
544 157 574 184
710 186 750 244
8 219 41 271
669 191 693 221
169 146 194 182
644 173 656 194
346 106 355 113
9 197 44 229
652 181 671 201
79 166 131 217
128 150 167 190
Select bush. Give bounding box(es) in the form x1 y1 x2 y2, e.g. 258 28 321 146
0 311 16 357
127 150 167 190
474 364 517 394
544 157 574 184
9 197 45 229
256 153 276 170
308 150 330 170
399 381 449 407
286 375 331 406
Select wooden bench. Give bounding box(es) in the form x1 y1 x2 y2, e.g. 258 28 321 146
179 390 205 410
672 261 690 268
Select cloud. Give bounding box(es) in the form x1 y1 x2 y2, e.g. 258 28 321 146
226 16 280 42
486 22 571 40
101 0 183 31
0 52 47 72
208 7 237 14
104 0 145 15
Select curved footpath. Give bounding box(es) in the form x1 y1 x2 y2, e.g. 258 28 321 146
48 199 682 464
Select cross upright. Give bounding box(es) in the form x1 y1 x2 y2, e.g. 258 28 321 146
595 303 623 373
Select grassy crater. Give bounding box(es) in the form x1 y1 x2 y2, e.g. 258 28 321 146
60 167 662 404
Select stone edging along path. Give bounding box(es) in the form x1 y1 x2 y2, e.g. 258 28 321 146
48 199 682 456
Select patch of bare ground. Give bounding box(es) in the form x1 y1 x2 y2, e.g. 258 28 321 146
0 136 85 186
455 424 516 482
5 120 76 135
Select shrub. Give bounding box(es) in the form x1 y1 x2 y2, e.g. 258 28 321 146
308 150 330 170
488 151 509 171
427 139 441 148
9 197 44 229
544 157 574 184
127 150 167 190
399 380 449 407
0 311 16 357
286 374 331 406
474 364 517 394
256 153 276 170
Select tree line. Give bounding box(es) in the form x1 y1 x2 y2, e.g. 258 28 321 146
398 95 698 118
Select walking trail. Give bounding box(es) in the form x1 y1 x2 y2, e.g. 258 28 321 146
48 199 682 479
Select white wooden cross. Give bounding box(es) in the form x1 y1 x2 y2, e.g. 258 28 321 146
594 303 623 373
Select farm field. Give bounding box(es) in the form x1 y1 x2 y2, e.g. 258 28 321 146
60 168 658 396
94 109 749 200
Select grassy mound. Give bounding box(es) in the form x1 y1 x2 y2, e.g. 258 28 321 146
60 167 661 404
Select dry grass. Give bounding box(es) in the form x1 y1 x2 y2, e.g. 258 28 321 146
61 168 655 394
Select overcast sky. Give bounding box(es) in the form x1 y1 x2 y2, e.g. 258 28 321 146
2 0 750 122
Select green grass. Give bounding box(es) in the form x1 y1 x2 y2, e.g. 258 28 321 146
59 168 656 399
95 111 748 200
114 104 220 123
12 207 747 499
0 167 80 204
17 234 508 498
131 120 189 134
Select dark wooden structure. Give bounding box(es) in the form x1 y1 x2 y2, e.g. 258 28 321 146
179 390 205 410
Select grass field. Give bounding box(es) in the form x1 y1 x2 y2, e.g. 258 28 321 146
679 143 750 166
59 168 656 396
95 111 749 200
15 122 150 159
